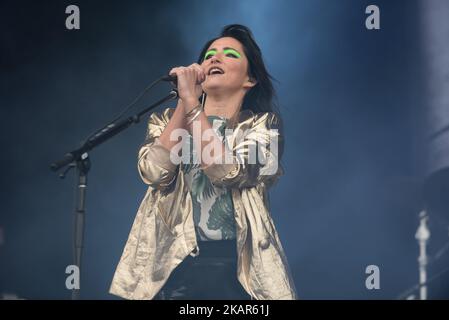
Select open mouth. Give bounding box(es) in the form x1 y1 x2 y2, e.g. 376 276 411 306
208 67 224 75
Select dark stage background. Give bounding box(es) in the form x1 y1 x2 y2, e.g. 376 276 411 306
1 0 448 299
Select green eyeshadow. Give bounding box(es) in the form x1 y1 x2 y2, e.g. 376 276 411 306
223 48 241 58
204 49 217 60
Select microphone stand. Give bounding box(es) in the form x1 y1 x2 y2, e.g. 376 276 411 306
50 88 178 300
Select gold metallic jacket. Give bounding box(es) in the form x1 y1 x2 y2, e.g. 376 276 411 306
109 107 298 300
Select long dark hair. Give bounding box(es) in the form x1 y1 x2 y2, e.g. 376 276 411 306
197 24 280 116
197 24 284 161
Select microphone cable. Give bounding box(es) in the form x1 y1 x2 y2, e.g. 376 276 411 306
81 75 175 146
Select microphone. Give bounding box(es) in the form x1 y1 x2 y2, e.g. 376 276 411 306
161 73 206 85
161 74 177 84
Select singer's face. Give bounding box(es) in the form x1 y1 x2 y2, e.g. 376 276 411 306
200 37 253 94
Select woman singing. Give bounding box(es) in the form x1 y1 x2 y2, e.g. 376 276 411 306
110 24 297 300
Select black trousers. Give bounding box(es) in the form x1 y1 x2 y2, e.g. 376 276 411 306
155 239 251 300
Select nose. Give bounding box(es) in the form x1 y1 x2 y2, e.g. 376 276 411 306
210 54 221 64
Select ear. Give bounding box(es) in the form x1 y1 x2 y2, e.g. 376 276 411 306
243 77 257 89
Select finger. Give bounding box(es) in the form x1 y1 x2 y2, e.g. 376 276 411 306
169 67 179 76
180 65 198 83
191 64 205 82
171 67 191 83
192 63 205 77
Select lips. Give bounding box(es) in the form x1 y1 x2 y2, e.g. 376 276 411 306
208 66 224 75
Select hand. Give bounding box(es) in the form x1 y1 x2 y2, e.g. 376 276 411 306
169 63 205 106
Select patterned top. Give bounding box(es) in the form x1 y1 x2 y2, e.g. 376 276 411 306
181 115 237 241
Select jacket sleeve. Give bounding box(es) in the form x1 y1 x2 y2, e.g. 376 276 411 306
202 112 284 189
137 108 178 189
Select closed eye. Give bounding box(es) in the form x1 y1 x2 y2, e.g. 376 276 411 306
204 48 241 60
224 48 241 59
204 50 217 60
206 52 237 59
